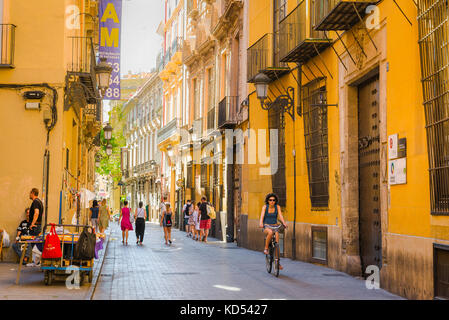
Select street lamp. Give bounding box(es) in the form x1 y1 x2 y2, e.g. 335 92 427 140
95 57 113 96
106 143 113 156
253 73 295 120
103 123 113 141
253 72 298 261
95 153 101 167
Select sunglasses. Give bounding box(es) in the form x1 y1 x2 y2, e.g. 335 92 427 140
268 198 276 202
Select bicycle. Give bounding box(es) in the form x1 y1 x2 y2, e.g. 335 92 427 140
264 224 283 277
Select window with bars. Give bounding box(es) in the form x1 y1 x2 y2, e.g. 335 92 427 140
201 162 207 188
268 105 287 207
302 78 329 208
418 0 449 215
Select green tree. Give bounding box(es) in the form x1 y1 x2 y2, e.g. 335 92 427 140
95 102 126 184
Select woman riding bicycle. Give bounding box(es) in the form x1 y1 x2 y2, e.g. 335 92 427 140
259 193 288 268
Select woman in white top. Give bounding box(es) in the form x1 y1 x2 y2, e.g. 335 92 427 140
134 201 147 245
192 202 201 241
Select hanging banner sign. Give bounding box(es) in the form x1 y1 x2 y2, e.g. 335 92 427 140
99 0 122 100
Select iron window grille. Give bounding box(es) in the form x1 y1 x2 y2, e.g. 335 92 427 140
302 77 329 209
268 104 287 207
418 0 449 215
311 226 328 264
201 162 207 188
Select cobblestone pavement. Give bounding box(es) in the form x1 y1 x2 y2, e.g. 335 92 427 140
93 222 403 300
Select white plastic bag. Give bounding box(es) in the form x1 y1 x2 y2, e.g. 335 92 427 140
2 230 10 248
71 212 78 225
32 245 42 265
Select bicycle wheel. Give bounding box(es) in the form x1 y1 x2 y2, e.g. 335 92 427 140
265 245 273 273
273 243 280 277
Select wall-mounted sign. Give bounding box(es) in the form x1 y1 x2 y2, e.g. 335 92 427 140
389 158 407 185
99 0 122 100
398 137 407 158
388 134 398 159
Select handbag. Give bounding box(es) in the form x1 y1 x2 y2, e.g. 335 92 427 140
42 224 62 259
129 211 135 224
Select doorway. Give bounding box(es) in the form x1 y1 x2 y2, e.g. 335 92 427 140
358 75 382 273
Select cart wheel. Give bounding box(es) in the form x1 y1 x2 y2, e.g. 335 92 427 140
88 270 93 283
44 270 53 286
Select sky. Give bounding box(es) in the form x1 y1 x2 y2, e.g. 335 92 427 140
104 0 165 121
120 0 164 76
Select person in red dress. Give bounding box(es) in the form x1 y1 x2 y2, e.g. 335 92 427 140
119 200 133 245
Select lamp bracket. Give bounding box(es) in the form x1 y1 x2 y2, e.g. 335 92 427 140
260 86 295 121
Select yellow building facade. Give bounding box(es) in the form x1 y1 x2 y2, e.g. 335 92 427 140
245 0 449 299
0 0 106 261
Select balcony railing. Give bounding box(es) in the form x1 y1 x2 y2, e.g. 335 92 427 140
164 37 183 65
218 96 239 129
279 1 332 63
247 33 289 83
314 0 378 31
67 36 98 104
157 117 179 145
207 107 216 131
84 102 102 122
0 24 16 68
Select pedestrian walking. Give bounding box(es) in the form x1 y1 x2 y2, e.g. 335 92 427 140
89 200 100 231
134 201 146 245
187 202 196 238
119 200 133 245
159 196 167 222
160 203 174 245
199 196 212 243
192 202 201 241
98 199 110 233
183 200 192 237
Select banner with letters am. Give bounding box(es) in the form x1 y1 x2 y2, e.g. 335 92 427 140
99 0 122 100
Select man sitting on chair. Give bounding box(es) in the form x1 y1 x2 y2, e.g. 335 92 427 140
12 208 31 264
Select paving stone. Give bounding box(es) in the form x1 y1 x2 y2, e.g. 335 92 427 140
92 222 403 300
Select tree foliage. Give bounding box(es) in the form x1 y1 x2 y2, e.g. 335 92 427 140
95 102 126 184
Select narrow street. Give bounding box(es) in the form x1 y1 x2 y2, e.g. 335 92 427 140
93 223 402 300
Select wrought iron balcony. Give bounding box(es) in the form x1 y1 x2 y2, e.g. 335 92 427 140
84 102 102 123
279 1 332 63
218 96 239 129
157 117 179 145
207 107 216 131
0 24 16 68
314 0 378 31
247 33 290 83
67 36 98 104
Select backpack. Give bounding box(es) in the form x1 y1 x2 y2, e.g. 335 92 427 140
165 213 172 227
184 203 191 217
206 204 216 220
74 227 96 260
